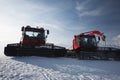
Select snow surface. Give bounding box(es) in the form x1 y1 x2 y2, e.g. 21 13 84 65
0 56 120 80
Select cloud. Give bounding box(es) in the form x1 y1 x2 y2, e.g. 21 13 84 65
0 0 65 42
0 0 76 48
0 0 58 24
75 0 104 17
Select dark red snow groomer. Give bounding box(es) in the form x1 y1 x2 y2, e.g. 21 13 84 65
4 26 66 56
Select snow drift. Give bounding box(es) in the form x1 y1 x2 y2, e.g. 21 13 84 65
0 56 120 80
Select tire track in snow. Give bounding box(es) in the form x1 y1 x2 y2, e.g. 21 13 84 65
0 57 120 80
41 69 56 80
0 58 60 80
0 58 46 80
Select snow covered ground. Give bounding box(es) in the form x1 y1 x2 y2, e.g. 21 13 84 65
0 56 120 80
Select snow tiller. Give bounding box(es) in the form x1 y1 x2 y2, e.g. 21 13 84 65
69 30 120 60
4 26 66 57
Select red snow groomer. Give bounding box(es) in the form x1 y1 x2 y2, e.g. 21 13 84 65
72 30 120 60
4 26 66 56
73 30 106 51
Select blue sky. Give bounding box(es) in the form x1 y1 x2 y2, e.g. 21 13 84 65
0 0 120 48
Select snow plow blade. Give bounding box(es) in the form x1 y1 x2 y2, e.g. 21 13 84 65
4 43 67 57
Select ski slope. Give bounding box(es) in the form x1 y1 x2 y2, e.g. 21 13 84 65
0 56 120 80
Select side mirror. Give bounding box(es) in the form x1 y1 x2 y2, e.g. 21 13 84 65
21 26 24 31
47 30 49 35
102 36 106 41
45 30 49 39
74 35 76 38
98 36 100 41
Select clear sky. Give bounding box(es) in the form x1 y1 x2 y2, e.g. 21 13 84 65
0 0 120 49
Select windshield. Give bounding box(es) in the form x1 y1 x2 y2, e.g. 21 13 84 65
24 31 45 40
79 36 97 47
